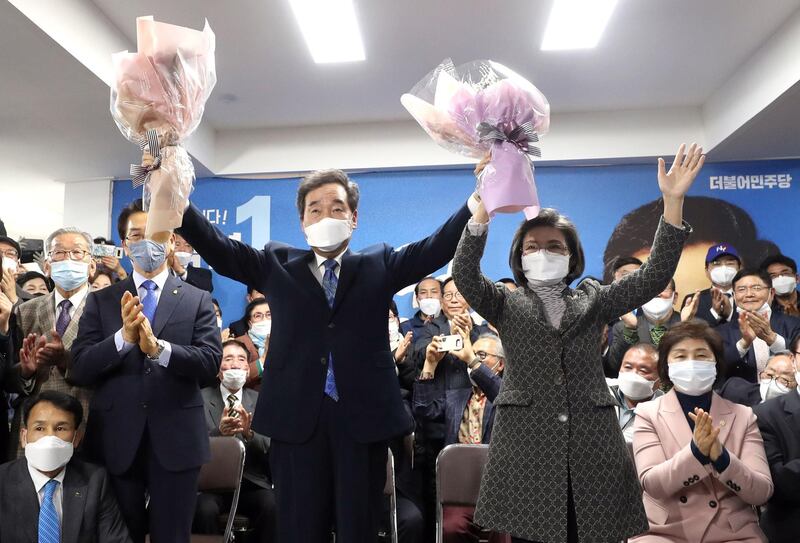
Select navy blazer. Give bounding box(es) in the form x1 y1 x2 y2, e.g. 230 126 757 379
178 202 471 444
183 265 214 293
412 363 502 445
717 376 762 407
753 391 800 543
717 311 800 383
70 275 222 474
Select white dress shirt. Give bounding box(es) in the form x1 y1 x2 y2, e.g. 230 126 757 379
114 268 173 366
219 384 242 409
309 252 344 286
735 305 786 373
27 462 66 523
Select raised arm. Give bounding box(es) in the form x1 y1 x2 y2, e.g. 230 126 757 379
599 144 703 322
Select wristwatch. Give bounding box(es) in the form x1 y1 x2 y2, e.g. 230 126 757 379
146 340 166 361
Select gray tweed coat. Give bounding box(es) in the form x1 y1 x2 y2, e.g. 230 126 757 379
452 216 690 542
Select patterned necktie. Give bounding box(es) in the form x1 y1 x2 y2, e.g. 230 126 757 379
650 325 667 346
322 259 339 401
227 393 238 414
38 479 60 543
55 300 72 337
141 280 158 324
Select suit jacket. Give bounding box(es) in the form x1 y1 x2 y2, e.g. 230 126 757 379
717 376 762 407
70 275 222 474
0 332 11 462
412 362 501 446
608 311 680 376
183 265 214 293
201 386 271 488
9 290 91 459
753 391 800 543
0 458 132 543
631 391 773 543
452 216 691 541
680 288 732 328
177 202 471 444
717 312 800 383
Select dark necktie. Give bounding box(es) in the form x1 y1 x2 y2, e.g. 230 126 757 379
141 280 158 324
322 259 339 401
38 479 60 543
55 300 72 337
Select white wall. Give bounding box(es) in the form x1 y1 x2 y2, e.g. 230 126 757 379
0 171 65 241
62 178 113 239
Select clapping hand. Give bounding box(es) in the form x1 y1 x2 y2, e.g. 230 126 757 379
19 333 46 378
394 331 413 364
743 310 776 345
36 330 67 370
710 288 732 319
737 311 758 348
1 268 17 305
219 405 244 436
681 291 701 322
688 408 723 462
450 323 476 365
120 291 144 344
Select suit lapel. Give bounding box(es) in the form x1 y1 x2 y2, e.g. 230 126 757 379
557 288 584 336
658 391 695 458
286 251 329 307
152 275 183 337
61 465 87 543
710 393 736 448
11 459 41 543
37 292 57 335
332 250 363 314
208 390 224 429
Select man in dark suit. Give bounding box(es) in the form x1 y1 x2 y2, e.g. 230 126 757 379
717 269 800 383
753 354 800 543
194 339 275 542
70 200 222 543
169 233 214 293
177 168 476 542
0 390 131 542
680 243 741 327
718 350 797 406
0 290 13 462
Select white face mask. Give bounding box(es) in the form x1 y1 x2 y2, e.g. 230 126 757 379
216 317 223 329
1 256 18 273
304 218 353 252
668 360 717 396
738 302 771 318
388 319 400 337
221 368 248 391
250 319 271 337
521 251 570 286
641 296 674 322
772 275 797 296
759 378 790 402
617 371 656 401
24 435 74 472
174 251 193 268
709 265 738 287
419 297 441 317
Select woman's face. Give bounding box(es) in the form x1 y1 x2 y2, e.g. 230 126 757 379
634 243 713 307
522 226 569 256
22 277 49 296
667 337 716 364
90 274 112 292
248 303 270 326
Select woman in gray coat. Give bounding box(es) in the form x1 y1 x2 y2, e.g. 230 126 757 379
451 144 705 542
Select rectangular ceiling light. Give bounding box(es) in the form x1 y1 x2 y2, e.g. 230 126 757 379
289 0 366 63
541 0 618 51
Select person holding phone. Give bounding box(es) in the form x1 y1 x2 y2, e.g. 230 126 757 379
451 144 705 542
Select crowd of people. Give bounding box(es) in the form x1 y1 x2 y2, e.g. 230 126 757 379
0 146 799 543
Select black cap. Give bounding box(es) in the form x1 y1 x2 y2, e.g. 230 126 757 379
0 235 21 258
16 270 52 290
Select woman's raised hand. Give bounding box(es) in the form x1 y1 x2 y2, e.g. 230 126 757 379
658 143 705 200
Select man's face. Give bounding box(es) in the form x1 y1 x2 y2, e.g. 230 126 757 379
766 262 799 289
655 284 677 304
613 263 641 282
218 344 250 380
705 255 741 284
22 277 49 296
0 241 20 274
416 278 442 303
620 348 660 387
473 338 504 374
248 303 271 326
761 354 798 389
442 281 468 319
44 233 96 285
301 183 358 230
122 212 175 274
173 234 193 254
733 275 772 312
20 401 81 451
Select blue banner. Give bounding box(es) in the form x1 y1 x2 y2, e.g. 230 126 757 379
112 159 799 326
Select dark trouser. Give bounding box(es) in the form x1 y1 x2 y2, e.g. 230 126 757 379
270 395 388 543
193 480 277 543
396 494 425 543
108 429 200 543
444 505 510 543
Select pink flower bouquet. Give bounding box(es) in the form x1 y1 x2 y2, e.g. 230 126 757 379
401 59 550 218
111 16 217 238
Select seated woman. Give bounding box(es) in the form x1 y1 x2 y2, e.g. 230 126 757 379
632 320 773 542
233 297 271 390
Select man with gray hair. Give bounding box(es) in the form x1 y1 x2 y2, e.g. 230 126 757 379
5 226 96 458
719 350 798 406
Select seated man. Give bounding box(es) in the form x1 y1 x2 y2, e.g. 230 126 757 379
0 390 131 542
753 344 800 543
761 254 800 317
680 243 741 327
194 339 275 543
605 343 663 442
719 350 797 406
414 332 507 543
169 233 214 293
608 279 681 374
718 269 800 382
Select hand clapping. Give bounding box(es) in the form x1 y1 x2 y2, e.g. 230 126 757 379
688 407 723 462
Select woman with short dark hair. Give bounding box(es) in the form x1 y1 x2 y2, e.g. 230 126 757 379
452 144 704 542
632 320 773 542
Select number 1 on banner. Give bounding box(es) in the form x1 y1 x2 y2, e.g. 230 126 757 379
236 196 271 248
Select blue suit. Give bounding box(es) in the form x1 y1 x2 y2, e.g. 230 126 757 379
177 201 471 542
70 275 222 543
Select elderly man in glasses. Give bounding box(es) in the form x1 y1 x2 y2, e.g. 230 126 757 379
717 268 800 384
5 227 96 459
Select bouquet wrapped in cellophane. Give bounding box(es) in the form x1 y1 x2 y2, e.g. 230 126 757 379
401 59 550 218
111 16 216 239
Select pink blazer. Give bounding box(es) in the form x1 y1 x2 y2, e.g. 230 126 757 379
631 391 773 543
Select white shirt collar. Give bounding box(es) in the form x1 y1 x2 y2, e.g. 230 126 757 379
132 267 170 292
219 384 242 406
313 251 344 271
54 284 88 311
27 460 67 494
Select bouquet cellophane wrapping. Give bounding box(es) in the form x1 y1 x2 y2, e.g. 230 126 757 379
401 59 549 218
110 16 216 236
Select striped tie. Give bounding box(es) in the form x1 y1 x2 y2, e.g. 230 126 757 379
322 260 339 401
38 479 60 543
